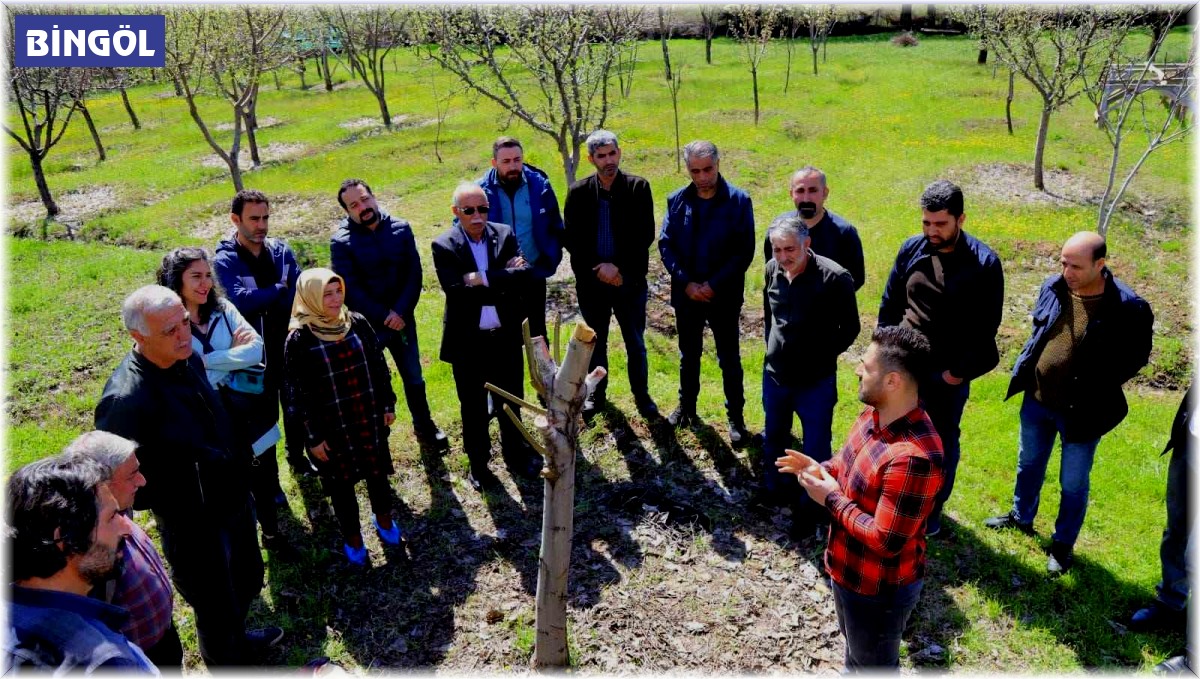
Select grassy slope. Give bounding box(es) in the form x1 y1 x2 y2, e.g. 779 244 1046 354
5 31 1192 671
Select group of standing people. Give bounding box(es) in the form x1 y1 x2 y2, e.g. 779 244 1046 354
4 129 1187 675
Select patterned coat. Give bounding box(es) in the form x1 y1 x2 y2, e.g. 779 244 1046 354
283 312 396 485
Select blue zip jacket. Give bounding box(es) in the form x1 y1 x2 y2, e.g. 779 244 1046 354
329 210 423 330
878 230 1004 382
658 174 756 308
1006 269 1153 442
478 163 564 278
212 234 300 339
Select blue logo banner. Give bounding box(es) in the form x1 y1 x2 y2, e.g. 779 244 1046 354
14 15 165 67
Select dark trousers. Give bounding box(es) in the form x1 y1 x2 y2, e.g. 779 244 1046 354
522 277 549 341
451 334 528 471
920 378 970 531
1157 440 1192 610
832 579 923 672
762 371 837 519
249 448 281 536
675 299 745 418
141 622 183 668
158 509 264 667
265 339 305 461
576 281 650 401
381 322 434 428
328 475 393 543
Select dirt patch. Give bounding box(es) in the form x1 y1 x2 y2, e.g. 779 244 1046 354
213 116 284 132
193 193 346 244
7 186 120 235
954 162 1101 209
333 79 362 91
198 142 309 170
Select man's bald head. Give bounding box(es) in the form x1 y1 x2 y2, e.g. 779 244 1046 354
1060 231 1107 294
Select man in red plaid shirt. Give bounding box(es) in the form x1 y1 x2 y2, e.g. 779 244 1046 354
778 325 943 671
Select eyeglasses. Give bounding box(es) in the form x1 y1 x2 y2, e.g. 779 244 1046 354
459 205 490 216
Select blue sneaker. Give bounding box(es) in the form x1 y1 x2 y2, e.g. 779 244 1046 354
372 515 403 546
342 542 368 565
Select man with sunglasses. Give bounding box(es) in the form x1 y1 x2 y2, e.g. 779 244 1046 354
330 178 448 449
431 183 541 492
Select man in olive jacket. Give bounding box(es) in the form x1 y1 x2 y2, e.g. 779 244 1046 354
94 285 271 667
563 129 658 418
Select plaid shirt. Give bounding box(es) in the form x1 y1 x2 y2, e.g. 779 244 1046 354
111 516 173 649
821 405 944 596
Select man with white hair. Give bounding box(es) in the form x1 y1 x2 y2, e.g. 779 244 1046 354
64 431 181 668
432 183 540 492
94 285 281 667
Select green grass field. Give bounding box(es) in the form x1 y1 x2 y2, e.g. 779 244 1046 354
5 30 1192 672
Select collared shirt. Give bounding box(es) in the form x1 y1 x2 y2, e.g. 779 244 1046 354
6 585 159 674
462 227 501 330
595 191 614 261
821 406 944 596
763 254 859 386
497 175 541 264
110 516 173 650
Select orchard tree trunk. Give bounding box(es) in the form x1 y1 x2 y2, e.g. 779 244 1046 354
321 48 334 91
75 100 106 162
29 151 59 219
242 109 262 167
171 74 183 96
1033 104 1052 191
900 5 913 30
751 67 760 125
1005 70 1015 134
487 320 604 668
977 48 988 64
376 91 392 128
119 86 141 129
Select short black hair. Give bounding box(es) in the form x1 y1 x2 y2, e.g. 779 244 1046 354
6 455 106 582
871 325 932 385
492 136 523 158
337 178 373 210
919 180 964 218
230 189 269 218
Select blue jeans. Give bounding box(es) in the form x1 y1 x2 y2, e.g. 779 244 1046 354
577 282 650 400
381 321 433 428
1011 395 1101 547
832 579 923 672
675 299 744 418
921 378 970 531
1156 439 1192 610
762 371 837 510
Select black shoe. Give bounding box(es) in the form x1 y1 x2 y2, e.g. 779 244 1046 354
1047 541 1074 575
273 491 288 507
467 468 501 492
634 396 660 419
925 521 943 538
1129 602 1188 633
262 533 300 561
287 453 318 478
667 407 696 428
984 511 1035 535
246 626 284 651
1154 654 1191 675
506 454 544 481
416 421 450 449
727 420 750 447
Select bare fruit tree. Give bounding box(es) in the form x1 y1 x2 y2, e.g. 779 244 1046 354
4 45 77 220
986 6 1134 190
486 319 605 668
601 6 645 100
659 7 686 171
321 6 409 128
420 5 639 186
798 5 838 76
700 7 717 64
729 5 781 125
1085 9 1194 236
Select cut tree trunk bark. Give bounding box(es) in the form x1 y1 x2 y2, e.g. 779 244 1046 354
485 319 605 669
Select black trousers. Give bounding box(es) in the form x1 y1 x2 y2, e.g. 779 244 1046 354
249 448 280 536
674 298 745 418
451 332 528 471
328 476 393 544
521 277 549 341
141 622 184 668
157 508 264 667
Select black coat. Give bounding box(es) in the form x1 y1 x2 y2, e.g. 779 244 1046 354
330 211 423 332
431 222 531 364
95 351 254 523
563 170 656 286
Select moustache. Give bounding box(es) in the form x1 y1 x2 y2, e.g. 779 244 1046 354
796 202 818 218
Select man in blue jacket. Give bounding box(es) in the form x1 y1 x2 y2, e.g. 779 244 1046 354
986 232 1153 574
478 137 564 341
878 180 1004 537
659 140 756 445
330 179 448 448
213 190 315 480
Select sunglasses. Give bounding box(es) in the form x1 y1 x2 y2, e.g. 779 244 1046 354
459 205 490 216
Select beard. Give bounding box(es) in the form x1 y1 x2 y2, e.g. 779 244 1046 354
796 202 818 219
77 540 121 585
357 208 378 225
